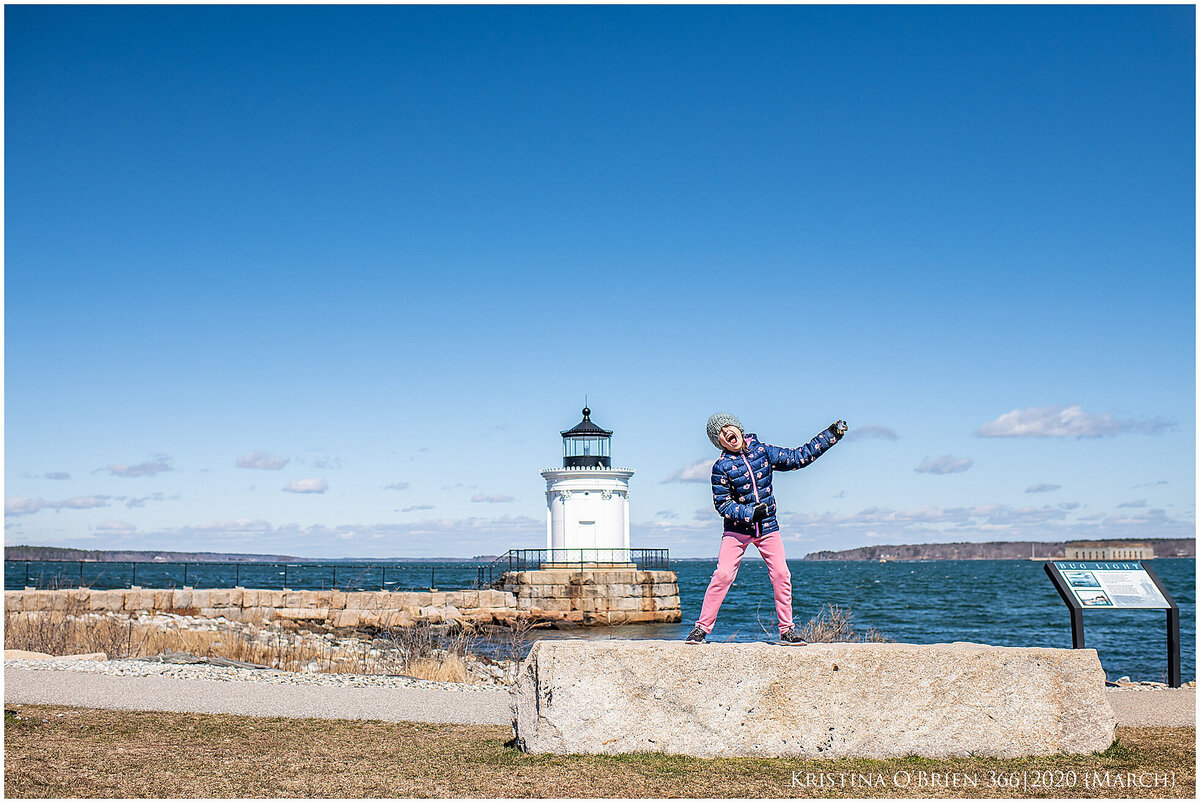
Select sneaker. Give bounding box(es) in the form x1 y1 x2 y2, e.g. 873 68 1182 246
684 626 707 645
778 628 808 646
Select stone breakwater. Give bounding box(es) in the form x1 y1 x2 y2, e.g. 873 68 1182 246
501 569 681 625
5 568 682 628
6 587 518 628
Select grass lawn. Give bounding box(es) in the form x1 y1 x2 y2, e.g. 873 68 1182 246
4 705 1194 798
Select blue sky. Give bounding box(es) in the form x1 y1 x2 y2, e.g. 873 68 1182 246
5 5 1195 558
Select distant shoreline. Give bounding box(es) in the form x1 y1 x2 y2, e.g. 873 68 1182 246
803 537 1194 561
6 540 1193 564
2 546 499 564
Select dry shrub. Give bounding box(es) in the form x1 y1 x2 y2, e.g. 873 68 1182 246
796 603 892 643
491 615 540 663
406 653 467 683
375 619 479 681
3 610 330 670
4 597 144 658
7 599 517 684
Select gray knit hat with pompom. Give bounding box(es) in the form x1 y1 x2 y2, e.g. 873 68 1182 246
706 413 744 448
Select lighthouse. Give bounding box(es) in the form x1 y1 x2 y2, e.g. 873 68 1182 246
540 407 634 565
490 405 679 625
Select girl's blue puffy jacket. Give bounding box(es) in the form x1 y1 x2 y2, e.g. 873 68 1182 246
710 427 841 537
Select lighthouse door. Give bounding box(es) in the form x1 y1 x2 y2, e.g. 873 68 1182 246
578 521 597 563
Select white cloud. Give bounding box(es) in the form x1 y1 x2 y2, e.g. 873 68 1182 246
471 493 514 503
977 405 1172 439
5 495 111 516
282 478 329 494
654 510 680 520
194 519 274 533
111 515 545 557
95 520 137 532
44 472 71 480
14 500 1187 559
401 504 434 512
5 497 46 516
843 425 899 442
105 458 173 477
188 516 274 535
661 459 715 484
384 482 410 491
1117 499 1148 508
122 492 167 509
914 455 973 475
1025 483 1061 493
236 451 289 470
311 456 343 470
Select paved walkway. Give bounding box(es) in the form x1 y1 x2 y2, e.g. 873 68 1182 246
5 666 1194 728
4 667 512 726
1105 688 1195 727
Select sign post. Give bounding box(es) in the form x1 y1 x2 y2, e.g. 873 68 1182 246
1044 560 1180 687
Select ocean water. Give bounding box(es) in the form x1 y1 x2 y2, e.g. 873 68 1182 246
7 558 1193 682
534 558 1196 684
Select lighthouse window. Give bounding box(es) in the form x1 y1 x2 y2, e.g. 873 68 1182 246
563 437 610 458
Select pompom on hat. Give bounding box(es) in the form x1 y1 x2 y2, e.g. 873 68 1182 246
706 413 744 448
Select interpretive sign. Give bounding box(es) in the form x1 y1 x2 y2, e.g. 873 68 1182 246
1044 561 1180 687
1053 561 1170 609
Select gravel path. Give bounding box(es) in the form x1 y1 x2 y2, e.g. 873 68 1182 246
4 660 511 726
1106 687 1195 727
5 659 1194 728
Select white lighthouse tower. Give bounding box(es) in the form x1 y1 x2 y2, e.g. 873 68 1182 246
540 407 634 565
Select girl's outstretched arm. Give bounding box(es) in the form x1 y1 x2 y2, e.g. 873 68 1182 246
764 421 847 471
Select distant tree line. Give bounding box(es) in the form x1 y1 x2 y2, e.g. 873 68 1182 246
3 546 304 563
803 537 1195 561
4 545 505 563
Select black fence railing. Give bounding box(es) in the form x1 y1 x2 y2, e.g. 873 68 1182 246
476 548 670 587
4 561 480 592
7 550 673 592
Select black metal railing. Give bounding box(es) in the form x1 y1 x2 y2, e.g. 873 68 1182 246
8 550 672 592
475 548 670 587
4 561 474 592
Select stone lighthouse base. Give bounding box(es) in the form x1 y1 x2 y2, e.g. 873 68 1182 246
501 568 681 625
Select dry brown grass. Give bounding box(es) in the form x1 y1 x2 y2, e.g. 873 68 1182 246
4 607 482 683
797 603 892 643
3 706 1192 798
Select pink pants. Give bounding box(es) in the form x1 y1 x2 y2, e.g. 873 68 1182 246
696 531 793 635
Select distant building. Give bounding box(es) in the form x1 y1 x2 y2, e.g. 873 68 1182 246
1065 542 1155 560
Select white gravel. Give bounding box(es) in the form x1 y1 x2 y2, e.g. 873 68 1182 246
4 659 512 725
4 657 501 692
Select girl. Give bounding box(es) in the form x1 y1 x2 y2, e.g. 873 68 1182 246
685 413 846 645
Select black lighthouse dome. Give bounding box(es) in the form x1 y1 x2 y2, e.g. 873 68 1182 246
561 407 612 468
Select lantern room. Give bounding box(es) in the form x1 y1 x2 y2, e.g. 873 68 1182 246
561 407 612 468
